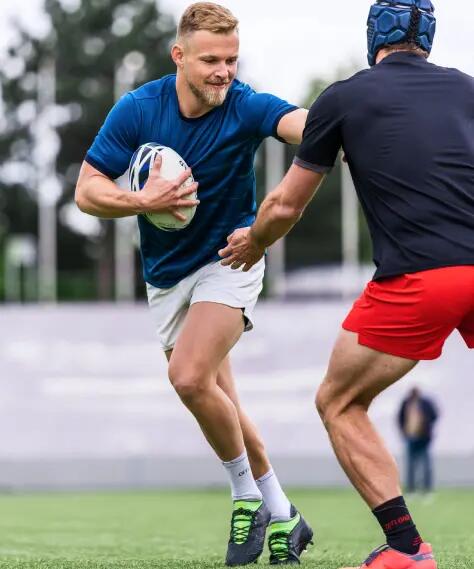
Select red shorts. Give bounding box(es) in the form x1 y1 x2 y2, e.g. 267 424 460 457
343 266 474 360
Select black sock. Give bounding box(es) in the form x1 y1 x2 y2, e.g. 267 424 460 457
372 496 422 554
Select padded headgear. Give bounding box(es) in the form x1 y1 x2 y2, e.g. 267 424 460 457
367 0 436 66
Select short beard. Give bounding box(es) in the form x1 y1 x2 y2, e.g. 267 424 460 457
187 79 230 107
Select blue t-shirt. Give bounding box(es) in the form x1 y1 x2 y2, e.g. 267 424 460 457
85 75 297 287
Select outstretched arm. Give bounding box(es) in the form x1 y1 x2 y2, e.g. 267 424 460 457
219 163 325 271
220 82 343 270
277 108 309 144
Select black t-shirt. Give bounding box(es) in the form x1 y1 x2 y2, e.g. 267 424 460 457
296 52 474 280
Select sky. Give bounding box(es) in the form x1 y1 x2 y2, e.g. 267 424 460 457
0 0 473 104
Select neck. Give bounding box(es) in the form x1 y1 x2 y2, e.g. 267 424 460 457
376 48 398 64
175 72 213 118
376 47 427 64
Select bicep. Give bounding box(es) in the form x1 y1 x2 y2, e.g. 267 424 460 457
86 93 139 179
276 108 308 145
77 161 111 188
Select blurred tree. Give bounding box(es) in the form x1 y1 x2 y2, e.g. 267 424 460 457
0 0 177 300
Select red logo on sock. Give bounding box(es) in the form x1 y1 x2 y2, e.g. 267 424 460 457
384 514 412 531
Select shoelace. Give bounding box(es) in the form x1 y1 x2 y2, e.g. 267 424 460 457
229 508 256 544
363 545 390 566
268 531 291 561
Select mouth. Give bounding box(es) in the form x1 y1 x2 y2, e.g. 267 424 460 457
206 82 230 89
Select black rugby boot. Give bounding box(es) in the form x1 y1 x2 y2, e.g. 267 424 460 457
225 499 271 566
268 505 314 565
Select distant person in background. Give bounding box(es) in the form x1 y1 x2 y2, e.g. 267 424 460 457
398 388 439 494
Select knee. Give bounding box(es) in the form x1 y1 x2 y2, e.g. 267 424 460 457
168 362 208 403
315 376 355 428
315 379 337 426
316 376 374 429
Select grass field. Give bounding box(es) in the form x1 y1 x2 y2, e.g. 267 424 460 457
0 488 473 568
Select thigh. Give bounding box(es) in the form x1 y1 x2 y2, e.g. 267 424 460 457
322 329 418 409
170 301 245 378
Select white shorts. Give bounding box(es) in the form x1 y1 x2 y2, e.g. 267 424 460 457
146 258 265 351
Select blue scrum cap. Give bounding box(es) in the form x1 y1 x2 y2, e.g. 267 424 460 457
367 0 436 66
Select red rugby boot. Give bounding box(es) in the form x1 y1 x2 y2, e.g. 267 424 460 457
340 543 437 569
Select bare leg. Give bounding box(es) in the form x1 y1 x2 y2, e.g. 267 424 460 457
316 330 418 509
216 356 271 479
166 346 271 478
167 301 246 462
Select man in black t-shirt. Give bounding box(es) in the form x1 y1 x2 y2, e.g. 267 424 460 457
219 1 473 567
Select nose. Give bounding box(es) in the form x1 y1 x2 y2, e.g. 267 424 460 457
214 62 229 80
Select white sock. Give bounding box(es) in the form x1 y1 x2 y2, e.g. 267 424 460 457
223 452 262 501
256 468 292 521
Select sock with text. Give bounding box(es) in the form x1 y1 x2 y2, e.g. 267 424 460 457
223 451 262 501
373 495 422 555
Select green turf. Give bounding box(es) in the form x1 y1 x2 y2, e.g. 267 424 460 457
0 488 472 568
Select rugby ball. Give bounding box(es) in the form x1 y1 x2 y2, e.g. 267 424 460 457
128 143 197 231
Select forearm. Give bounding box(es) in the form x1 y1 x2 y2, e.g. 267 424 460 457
251 165 325 248
75 174 143 219
219 164 324 270
250 190 302 248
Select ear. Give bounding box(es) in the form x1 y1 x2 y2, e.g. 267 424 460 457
171 42 185 69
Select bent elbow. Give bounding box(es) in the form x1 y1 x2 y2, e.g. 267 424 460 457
74 185 91 214
74 190 85 213
274 203 303 225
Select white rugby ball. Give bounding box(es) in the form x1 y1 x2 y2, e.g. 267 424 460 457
128 143 197 231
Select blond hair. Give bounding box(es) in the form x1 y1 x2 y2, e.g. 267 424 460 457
177 2 239 38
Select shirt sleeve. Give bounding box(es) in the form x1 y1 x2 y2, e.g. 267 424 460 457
294 83 343 173
243 91 298 141
85 93 140 179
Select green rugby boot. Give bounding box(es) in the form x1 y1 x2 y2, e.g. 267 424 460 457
268 505 314 565
225 499 271 566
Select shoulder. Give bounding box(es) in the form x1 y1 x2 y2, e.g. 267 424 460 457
308 69 375 116
327 69 376 98
226 78 257 105
422 396 436 406
430 63 474 85
338 68 373 86
228 78 290 107
130 74 176 101
310 70 371 104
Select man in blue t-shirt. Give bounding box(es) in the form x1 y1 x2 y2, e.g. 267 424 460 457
220 2 473 568
75 2 312 565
